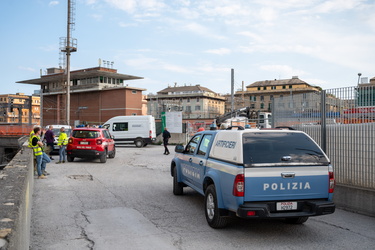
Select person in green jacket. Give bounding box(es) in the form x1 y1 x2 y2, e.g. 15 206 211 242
56 127 68 164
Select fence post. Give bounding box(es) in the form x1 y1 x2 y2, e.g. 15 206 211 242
321 90 327 152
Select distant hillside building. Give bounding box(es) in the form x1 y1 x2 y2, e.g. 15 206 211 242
0 93 40 125
231 76 321 112
147 84 226 120
17 66 144 126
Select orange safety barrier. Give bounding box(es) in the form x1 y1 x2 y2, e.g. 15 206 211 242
0 125 35 137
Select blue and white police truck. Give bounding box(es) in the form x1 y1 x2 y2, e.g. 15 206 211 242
171 127 335 228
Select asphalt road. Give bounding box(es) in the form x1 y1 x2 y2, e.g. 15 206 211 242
31 145 375 250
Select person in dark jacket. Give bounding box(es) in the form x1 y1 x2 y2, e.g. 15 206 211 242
162 127 171 155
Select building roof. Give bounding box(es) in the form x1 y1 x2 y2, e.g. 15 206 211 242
157 84 215 94
247 77 312 88
17 67 143 85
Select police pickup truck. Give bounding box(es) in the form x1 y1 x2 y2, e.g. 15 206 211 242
171 127 335 228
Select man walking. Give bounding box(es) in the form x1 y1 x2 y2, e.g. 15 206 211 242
44 125 55 160
31 127 51 179
162 127 171 155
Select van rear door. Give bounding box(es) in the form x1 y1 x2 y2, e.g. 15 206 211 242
242 132 331 202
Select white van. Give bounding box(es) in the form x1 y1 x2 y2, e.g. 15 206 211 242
102 115 156 147
44 125 72 152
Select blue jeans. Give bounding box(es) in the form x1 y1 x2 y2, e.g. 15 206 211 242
36 152 51 176
59 145 66 162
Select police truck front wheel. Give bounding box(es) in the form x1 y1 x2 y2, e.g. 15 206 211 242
173 167 183 195
205 185 229 228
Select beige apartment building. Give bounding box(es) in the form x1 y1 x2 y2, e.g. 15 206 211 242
0 93 40 125
147 84 226 121
231 76 321 112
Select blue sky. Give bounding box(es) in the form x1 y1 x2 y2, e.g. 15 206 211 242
1 0 374 96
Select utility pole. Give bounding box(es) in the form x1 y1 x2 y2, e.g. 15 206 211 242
231 69 234 115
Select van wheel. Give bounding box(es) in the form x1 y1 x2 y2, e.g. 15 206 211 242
285 217 309 224
135 139 144 148
67 155 74 162
205 185 229 228
100 151 107 163
173 167 183 195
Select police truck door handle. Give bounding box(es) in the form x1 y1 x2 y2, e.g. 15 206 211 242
199 161 204 166
189 158 193 163
281 172 295 178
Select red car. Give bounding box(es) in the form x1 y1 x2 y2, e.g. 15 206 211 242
67 127 116 163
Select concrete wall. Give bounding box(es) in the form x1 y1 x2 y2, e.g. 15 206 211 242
155 133 187 145
334 185 375 217
0 142 33 250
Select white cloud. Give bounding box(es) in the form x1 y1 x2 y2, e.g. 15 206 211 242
104 0 166 14
204 48 231 55
118 21 137 27
259 65 306 79
313 0 363 13
49 1 59 6
183 22 226 40
18 66 36 72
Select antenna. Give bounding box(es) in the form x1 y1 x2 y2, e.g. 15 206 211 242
60 0 78 126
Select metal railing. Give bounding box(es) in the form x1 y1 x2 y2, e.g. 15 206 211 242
273 86 375 190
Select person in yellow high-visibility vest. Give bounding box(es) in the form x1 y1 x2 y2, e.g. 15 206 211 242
56 127 68 164
32 127 51 179
29 126 40 175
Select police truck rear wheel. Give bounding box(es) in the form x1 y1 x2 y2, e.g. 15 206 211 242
205 185 228 228
67 156 74 162
173 167 183 195
285 217 309 224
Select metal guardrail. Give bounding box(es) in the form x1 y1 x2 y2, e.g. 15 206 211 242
273 86 375 190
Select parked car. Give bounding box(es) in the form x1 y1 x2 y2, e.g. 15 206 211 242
66 127 115 163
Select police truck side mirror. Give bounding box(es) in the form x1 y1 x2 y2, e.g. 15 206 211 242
175 145 184 153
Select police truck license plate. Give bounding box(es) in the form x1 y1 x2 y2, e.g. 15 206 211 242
80 142 89 145
277 202 297 211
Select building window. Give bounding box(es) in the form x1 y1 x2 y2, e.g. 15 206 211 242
186 106 191 112
271 86 276 90
260 103 264 109
257 87 261 90
187 98 190 102
289 85 292 89
283 85 286 89
260 96 264 101
196 97 199 102
132 90 137 94
250 104 255 109
195 105 201 111
263 86 267 90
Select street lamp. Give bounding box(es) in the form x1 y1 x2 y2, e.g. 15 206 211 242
357 73 362 86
